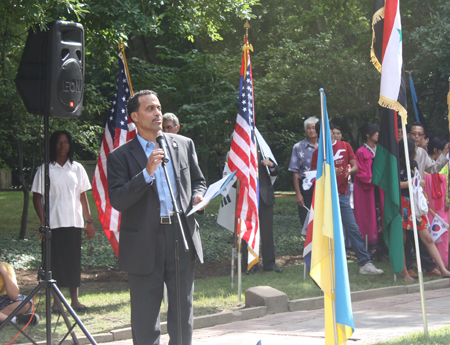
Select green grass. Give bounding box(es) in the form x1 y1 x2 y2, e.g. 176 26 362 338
369 325 450 345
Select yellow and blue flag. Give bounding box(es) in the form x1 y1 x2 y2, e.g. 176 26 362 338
310 89 354 344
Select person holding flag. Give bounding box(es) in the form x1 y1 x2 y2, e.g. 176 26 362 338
311 121 384 275
398 138 450 280
243 141 282 274
424 137 450 266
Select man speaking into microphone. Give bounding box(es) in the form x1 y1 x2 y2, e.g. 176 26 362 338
107 90 206 345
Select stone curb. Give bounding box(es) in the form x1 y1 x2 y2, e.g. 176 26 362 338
26 278 449 344
288 277 450 312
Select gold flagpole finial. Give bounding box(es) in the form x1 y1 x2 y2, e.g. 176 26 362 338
406 70 413 76
244 19 250 38
243 20 253 52
118 42 134 95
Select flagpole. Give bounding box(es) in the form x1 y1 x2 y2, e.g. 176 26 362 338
119 43 134 95
232 179 240 289
400 117 428 337
238 224 242 303
447 77 450 134
319 88 338 345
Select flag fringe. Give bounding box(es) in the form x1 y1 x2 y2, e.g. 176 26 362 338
379 94 407 124
246 244 259 270
370 6 385 73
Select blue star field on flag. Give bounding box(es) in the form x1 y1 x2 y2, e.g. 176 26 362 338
108 58 131 139
238 65 256 146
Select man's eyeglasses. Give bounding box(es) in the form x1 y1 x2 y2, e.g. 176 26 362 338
163 125 175 130
410 132 424 137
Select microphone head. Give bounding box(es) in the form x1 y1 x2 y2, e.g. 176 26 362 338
155 134 169 163
156 134 164 145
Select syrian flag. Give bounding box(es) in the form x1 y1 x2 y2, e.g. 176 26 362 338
371 0 407 123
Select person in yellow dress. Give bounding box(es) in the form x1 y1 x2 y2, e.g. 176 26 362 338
0 248 39 325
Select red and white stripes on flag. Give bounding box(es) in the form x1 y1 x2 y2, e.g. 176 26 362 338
371 0 407 122
228 41 259 270
92 56 136 257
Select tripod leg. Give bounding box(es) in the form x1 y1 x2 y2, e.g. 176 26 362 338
0 285 42 345
51 283 97 345
51 289 79 344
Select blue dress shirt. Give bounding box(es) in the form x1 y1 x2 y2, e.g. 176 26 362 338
136 134 179 217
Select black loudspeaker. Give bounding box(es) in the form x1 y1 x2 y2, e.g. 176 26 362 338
15 20 84 118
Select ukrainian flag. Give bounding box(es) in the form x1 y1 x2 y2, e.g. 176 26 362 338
310 89 354 344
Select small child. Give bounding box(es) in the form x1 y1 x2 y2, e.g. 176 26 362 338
399 138 450 281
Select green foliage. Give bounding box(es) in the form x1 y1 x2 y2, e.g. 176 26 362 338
405 0 450 136
1 234 118 270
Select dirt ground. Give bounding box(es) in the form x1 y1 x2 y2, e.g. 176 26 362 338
15 255 305 289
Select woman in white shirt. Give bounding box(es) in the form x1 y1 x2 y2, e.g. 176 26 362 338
32 131 95 313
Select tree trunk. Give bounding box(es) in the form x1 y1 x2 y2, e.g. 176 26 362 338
17 138 29 239
20 189 30 239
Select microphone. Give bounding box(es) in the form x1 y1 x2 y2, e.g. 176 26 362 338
156 134 170 163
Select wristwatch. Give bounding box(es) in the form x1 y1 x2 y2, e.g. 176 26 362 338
85 219 93 224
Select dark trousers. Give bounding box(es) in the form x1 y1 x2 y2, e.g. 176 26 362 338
129 219 195 345
242 200 276 270
404 230 437 272
297 181 314 227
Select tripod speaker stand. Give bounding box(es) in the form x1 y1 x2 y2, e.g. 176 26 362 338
0 114 97 345
0 20 96 345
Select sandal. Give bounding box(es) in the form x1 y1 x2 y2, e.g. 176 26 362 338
73 305 90 313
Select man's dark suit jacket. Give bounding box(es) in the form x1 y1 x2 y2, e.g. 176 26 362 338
107 133 206 275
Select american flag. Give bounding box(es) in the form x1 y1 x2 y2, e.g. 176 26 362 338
92 56 136 257
228 41 259 270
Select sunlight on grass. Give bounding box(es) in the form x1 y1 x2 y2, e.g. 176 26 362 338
369 325 450 345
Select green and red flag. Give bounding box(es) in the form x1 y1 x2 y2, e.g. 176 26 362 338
372 108 403 273
371 0 407 122
371 0 405 273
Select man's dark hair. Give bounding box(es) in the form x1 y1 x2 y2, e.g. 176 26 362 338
315 120 334 135
410 122 424 132
49 131 74 164
126 90 158 118
428 137 446 155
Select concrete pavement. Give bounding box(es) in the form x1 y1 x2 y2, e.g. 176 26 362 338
98 279 450 345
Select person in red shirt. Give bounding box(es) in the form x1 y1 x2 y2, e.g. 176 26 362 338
311 121 384 275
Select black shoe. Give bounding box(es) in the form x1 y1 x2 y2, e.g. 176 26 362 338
246 265 258 275
16 313 40 326
264 264 282 273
